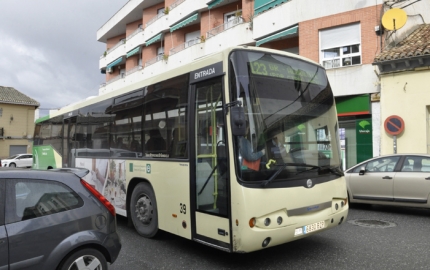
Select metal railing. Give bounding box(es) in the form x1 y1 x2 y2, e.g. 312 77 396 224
102 40 126 58
206 16 244 38
105 74 122 86
126 65 143 76
127 27 144 41
170 38 201 55
146 12 166 27
145 54 164 67
169 0 185 11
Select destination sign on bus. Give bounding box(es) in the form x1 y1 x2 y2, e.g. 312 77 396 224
249 59 323 85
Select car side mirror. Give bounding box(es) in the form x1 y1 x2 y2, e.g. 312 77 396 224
359 166 366 175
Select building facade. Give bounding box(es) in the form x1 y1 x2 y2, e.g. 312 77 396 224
96 0 429 169
0 86 40 158
373 24 430 155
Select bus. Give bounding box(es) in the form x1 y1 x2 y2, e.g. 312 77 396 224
33 46 348 253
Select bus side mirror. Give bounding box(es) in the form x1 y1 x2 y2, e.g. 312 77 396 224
230 106 246 136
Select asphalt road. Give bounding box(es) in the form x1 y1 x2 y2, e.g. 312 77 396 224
110 205 430 270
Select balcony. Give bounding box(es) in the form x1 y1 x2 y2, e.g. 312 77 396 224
145 54 165 67
126 28 145 52
169 38 201 56
206 16 244 38
169 0 206 28
126 65 143 76
144 13 170 42
99 40 126 69
169 0 185 11
146 12 166 28
253 0 366 40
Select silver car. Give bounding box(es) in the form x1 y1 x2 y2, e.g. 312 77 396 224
345 154 430 208
0 168 121 269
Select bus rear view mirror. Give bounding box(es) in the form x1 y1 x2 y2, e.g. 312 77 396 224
231 106 246 136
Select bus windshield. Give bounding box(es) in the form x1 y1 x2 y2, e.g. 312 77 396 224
229 50 342 182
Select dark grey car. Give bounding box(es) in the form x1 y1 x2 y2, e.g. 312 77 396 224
0 168 121 270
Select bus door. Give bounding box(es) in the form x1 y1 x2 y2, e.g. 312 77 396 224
191 75 231 251
63 116 77 167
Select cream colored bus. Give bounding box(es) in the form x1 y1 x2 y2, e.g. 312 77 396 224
33 46 348 252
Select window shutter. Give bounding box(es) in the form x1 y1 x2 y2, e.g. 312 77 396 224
320 23 360 50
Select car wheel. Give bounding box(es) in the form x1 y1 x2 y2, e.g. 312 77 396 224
9 163 16 167
59 248 107 270
130 182 159 238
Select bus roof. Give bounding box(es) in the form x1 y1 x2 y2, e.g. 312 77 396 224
46 46 322 119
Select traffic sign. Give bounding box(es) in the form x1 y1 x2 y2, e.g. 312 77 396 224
384 115 405 136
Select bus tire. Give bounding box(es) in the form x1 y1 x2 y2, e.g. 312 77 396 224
130 182 159 238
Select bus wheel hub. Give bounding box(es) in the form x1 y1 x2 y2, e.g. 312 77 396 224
135 196 153 224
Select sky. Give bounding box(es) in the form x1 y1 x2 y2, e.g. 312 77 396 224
0 0 127 116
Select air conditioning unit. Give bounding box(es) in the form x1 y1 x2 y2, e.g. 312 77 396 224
107 67 113 73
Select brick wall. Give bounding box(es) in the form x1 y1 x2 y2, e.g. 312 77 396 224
299 4 384 64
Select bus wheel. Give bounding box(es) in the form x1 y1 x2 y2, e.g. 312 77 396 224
130 182 159 238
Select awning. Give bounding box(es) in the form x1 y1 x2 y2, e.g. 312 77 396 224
107 57 123 69
207 0 224 9
170 13 199 32
256 25 298 47
145 33 163 46
254 0 287 15
126 46 141 58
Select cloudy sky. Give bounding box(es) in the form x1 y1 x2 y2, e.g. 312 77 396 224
0 0 126 115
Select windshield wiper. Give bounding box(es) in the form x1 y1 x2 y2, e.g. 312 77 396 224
261 163 320 188
261 163 344 187
321 165 344 177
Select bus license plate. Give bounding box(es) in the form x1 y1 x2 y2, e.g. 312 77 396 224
294 221 325 236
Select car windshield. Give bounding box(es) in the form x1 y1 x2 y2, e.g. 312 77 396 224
8 154 20 159
229 50 342 182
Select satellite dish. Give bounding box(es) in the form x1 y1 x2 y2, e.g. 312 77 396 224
382 8 407 31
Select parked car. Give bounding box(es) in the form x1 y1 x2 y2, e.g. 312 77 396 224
0 167 121 269
1 153 33 168
345 154 430 209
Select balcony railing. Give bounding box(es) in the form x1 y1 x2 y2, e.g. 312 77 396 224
207 17 244 38
127 27 143 41
145 54 164 67
169 0 185 11
146 12 166 27
105 73 125 86
126 65 143 76
170 38 201 55
101 40 126 58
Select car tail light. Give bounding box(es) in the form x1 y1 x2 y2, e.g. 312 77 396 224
81 179 116 216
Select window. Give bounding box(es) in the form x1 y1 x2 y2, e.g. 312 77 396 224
6 179 83 224
224 10 243 29
365 156 400 173
142 74 189 158
402 156 430 172
185 30 200 48
320 23 361 69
